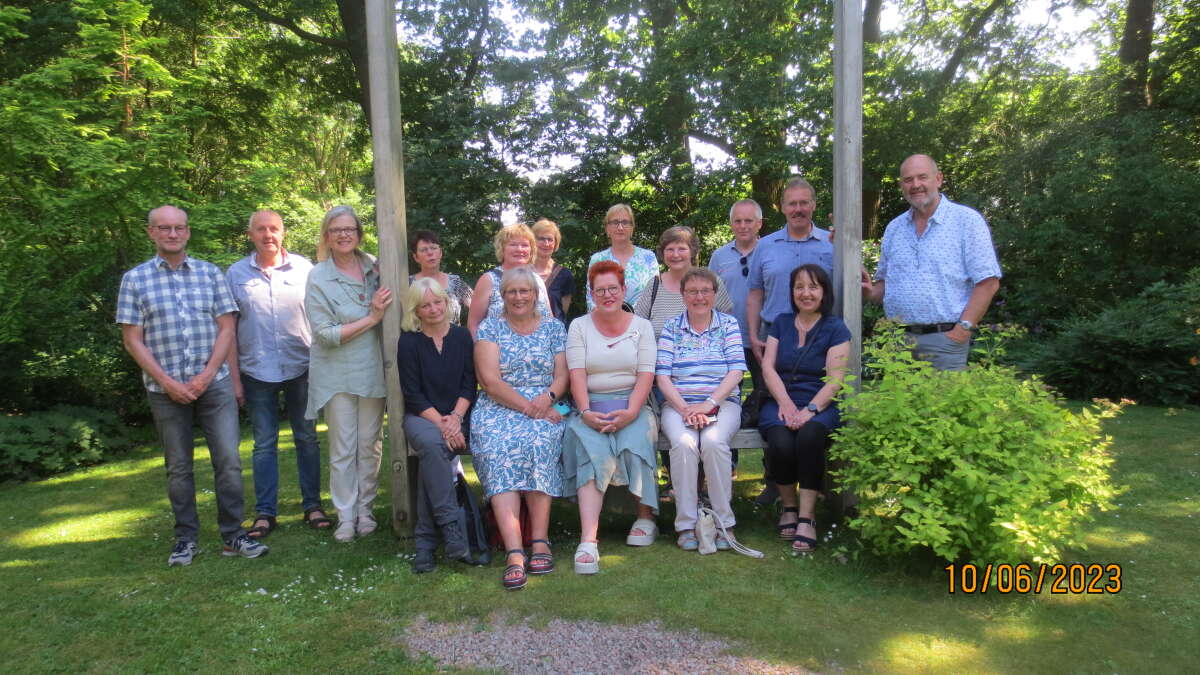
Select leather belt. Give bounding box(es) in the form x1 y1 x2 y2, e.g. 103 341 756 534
904 322 956 335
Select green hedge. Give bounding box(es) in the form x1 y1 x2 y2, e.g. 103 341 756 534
0 406 149 482
1019 269 1200 406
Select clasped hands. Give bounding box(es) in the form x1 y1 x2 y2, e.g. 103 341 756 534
680 401 716 430
521 392 562 424
581 406 635 433
437 413 467 451
778 402 815 430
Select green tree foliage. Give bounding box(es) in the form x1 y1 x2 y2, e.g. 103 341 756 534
0 0 370 414
832 322 1121 565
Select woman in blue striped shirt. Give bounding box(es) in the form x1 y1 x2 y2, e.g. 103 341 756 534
654 268 746 551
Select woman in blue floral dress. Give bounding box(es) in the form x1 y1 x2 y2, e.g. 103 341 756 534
470 267 568 590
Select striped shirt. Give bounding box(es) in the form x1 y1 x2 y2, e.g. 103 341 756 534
116 255 237 393
655 310 746 405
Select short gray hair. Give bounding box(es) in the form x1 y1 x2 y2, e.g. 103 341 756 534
499 265 541 305
729 198 762 221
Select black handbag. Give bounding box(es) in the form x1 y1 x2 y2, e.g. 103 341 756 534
452 474 493 566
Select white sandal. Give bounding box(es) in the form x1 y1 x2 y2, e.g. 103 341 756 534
625 518 658 546
574 541 599 575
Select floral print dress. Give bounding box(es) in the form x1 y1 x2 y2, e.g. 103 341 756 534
469 316 566 498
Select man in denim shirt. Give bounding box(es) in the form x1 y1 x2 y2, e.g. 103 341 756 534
863 155 1002 370
117 205 267 566
226 210 329 539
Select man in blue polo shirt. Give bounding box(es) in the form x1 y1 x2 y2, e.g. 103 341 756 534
745 177 834 362
117 205 267 566
862 154 1001 370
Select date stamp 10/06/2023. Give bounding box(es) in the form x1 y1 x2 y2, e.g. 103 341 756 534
945 563 1123 595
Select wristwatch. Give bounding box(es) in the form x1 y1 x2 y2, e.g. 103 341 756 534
957 319 975 331
806 402 819 413
546 389 558 402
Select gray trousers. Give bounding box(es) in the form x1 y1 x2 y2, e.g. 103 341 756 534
403 415 461 551
911 331 970 371
147 376 245 542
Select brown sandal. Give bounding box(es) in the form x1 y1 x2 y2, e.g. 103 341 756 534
247 515 276 539
304 507 332 530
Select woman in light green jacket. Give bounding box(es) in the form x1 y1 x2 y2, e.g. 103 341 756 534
305 206 393 543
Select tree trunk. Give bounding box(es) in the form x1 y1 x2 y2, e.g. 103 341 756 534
337 0 372 123
1118 0 1156 111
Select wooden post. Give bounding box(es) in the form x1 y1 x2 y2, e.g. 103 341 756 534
833 0 863 515
365 0 415 537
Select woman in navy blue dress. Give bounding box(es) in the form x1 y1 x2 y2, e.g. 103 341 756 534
759 264 851 554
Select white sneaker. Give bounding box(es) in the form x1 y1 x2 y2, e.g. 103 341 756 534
357 513 377 536
334 519 356 543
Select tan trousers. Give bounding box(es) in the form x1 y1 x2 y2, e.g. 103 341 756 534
661 401 740 530
325 392 384 523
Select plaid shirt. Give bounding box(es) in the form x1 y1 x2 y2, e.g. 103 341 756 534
116 255 237 393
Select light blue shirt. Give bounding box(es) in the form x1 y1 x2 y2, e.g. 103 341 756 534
747 226 834 325
874 195 1002 325
707 240 756 347
585 246 659 310
227 251 314 383
116 255 237 393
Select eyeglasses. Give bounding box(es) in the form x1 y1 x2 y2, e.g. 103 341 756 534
503 287 533 297
606 220 632 229
739 254 749 277
415 244 440 254
593 286 622 297
328 227 358 237
152 225 188 234
684 288 715 297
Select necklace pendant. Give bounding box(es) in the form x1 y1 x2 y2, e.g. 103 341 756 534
359 293 365 301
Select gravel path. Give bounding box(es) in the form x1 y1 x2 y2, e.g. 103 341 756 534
399 613 810 673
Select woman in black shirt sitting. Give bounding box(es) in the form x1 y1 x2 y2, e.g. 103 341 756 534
398 277 477 573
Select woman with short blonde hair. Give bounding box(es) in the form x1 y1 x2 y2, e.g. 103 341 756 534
531 218 574 322
398 275 476 572
467 222 552 337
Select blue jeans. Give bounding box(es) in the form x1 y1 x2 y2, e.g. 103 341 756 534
147 376 245 542
242 372 322 516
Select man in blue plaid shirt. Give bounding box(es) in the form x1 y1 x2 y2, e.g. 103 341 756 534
117 205 268 566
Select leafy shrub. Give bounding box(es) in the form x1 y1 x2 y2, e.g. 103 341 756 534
830 322 1120 564
1020 269 1200 406
0 406 149 481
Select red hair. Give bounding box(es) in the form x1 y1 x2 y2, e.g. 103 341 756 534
588 260 625 289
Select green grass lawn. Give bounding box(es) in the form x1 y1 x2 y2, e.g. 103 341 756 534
2 404 1197 673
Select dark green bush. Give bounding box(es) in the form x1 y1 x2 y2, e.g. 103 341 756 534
831 322 1120 565
1022 269 1200 406
0 406 149 481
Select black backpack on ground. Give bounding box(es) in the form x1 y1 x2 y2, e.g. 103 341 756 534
452 473 492 566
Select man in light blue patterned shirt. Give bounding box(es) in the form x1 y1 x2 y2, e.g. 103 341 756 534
226 210 327 539
117 205 266 566
862 155 1002 370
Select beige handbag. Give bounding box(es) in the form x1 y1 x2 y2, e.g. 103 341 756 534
696 506 764 558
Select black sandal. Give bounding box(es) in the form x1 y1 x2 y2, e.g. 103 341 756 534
304 507 332 530
777 506 799 540
502 549 527 590
247 515 276 539
528 539 554 575
792 517 817 554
